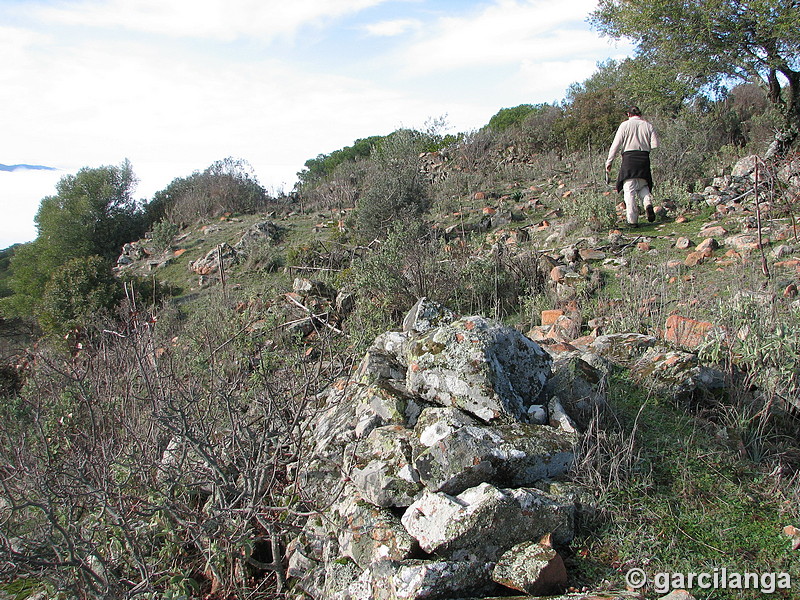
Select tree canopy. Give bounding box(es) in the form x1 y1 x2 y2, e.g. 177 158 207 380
147 157 270 225
3 161 144 319
591 0 800 151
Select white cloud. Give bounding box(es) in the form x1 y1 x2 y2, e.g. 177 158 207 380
0 27 434 247
399 0 627 75
0 0 635 248
363 18 421 37
0 169 64 248
35 0 391 41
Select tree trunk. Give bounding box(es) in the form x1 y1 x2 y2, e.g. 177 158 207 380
765 69 800 158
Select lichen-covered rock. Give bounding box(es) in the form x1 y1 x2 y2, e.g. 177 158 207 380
350 426 423 507
406 316 552 422
589 333 659 367
291 308 592 599
371 331 412 367
188 242 238 275
234 220 283 253
492 539 567 595
548 396 577 433
293 277 336 299
544 353 607 428
369 559 494 600
401 483 575 561
630 347 726 400
332 494 416 568
355 348 407 385
412 408 575 495
402 298 458 333
298 380 419 503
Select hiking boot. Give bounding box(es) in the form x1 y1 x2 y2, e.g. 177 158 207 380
646 205 656 222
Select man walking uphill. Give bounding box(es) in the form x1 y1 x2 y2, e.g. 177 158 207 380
605 106 659 226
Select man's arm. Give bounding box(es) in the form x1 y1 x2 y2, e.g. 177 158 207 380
649 123 659 150
606 126 623 171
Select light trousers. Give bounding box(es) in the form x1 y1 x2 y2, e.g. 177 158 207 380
623 178 653 224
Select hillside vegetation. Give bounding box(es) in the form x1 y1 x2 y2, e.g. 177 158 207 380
2 17 800 599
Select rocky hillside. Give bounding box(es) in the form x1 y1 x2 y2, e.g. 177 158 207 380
102 152 800 600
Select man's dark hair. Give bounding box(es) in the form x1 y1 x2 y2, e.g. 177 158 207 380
627 106 642 116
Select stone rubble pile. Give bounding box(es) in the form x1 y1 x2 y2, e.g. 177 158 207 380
284 299 663 600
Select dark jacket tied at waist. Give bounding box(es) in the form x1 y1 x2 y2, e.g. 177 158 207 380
616 150 654 193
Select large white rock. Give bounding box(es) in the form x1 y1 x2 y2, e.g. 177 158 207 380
369 559 493 600
401 482 574 561
412 408 575 495
405 316 552 422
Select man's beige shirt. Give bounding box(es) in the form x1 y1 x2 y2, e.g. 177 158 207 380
606 116 659 169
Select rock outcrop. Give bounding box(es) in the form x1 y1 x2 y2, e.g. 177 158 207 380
287 300 611 599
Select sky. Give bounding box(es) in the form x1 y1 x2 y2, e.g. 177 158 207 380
0 0 633 249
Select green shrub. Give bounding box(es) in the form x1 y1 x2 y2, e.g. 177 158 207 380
151 220 181 252
38 255 121 336
352 129 432 240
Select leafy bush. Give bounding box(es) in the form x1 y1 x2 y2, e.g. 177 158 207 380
351 129 432 240
352 220 546 328
150 220 181 252
486 104 539 132
38 255 121 336
148 157 270 225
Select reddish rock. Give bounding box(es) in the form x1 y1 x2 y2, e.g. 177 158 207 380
700 225 728 237
775 259 800 268
474 191 486 200
550 266 568 282
579 249 606 261
637 241 651 252
546 341 579 353
684 251 707 267
541 310 565 326
663 314 719 349
696 237 719 253
482 206 496 215
492 538 567 596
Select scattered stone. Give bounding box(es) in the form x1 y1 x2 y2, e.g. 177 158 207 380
630 347 726 400
188 242 238 276
293 277 336 299
725 233 761 252
579 249 606 261
675 237 693 250
588 333 658 367
695 237 719 253
684 251 707 267
699 225 727 238
541 309 565 326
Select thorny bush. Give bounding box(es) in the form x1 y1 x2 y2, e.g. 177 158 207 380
0 289 345 599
